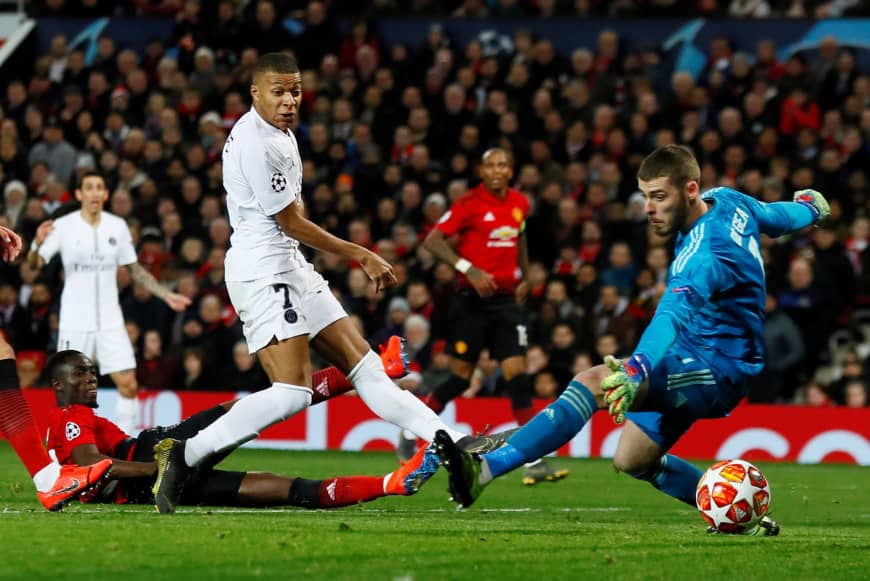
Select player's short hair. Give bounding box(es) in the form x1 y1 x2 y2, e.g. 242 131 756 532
637 144 700 190
252 52 300 81
77 170 106 189
44 350 85 382
481 147 513 165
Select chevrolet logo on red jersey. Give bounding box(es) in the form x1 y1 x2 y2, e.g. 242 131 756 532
488 225 519 247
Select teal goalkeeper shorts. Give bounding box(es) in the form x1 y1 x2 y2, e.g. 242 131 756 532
626 346 746 450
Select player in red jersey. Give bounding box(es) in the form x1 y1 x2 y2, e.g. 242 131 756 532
44 346 438 508
420 149 568 485
0 225 112 511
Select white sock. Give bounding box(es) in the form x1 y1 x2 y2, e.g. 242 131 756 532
115 395 140 436
348 351 465 442
33 462 61 493
184 383 312 467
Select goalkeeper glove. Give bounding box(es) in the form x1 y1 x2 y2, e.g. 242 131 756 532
601 354 650 425
793 189 830 223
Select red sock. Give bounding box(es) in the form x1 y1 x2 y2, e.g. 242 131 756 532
512 406 536 426
310 366 354 404
317 476 385 508
0 361 53 476
423 393 445 414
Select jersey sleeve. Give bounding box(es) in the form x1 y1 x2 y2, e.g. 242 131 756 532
38 220 62 262
117 220 138 266
435 198 471 237
740 195 815 237
633 231 726 368
242 138 300 216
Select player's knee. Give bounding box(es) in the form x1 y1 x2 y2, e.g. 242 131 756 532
271 383 313 416
571 366 608 403
612 452 659 480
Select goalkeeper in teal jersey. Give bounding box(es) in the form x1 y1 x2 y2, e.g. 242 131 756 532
434 145 830 534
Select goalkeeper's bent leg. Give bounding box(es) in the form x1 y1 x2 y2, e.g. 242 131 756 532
482 380 598 481
625 454 701 506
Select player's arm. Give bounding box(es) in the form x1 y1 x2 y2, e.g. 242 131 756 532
26 220 56 270
747 189 830 237
515 229 530 303
69 443 156 479
602 257 723 423
423 223 497 297
274 202 397 291
126 263 192 312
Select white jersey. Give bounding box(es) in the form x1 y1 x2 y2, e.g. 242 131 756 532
222 108 306 282
39 211 137 332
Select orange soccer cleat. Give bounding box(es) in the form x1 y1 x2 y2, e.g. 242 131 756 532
384 442 441 496
37 459 113 512
379 335 410 379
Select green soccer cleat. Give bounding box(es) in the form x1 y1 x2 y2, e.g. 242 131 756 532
456 427 519 455
521 460 570 486
433 429 484 508
152 438 190 514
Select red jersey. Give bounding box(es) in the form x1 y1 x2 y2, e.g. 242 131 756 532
46 404 129 465
435 184 530 293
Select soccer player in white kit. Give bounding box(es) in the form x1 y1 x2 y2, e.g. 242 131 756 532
27 172 191 434
151 53 469 513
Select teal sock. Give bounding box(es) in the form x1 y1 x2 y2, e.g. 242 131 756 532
484 380 597 478
629 454 702 506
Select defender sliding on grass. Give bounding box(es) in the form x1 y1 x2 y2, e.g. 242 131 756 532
436 144 830 535
45 345 440 508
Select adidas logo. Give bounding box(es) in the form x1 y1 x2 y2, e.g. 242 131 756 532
326 479 337 500
483 211 495 222
314 378 329 398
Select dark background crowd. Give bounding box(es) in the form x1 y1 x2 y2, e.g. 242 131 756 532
0 0 868 410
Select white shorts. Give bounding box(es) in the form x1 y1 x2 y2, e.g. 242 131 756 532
57 326 136 375
226 266 347 354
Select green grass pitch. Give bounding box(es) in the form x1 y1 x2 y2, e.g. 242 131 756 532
0 443 868 580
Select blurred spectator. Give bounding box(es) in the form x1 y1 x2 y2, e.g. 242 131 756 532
749 293 805 402
844 379 868 408
224 340 269 391
136 329 180 391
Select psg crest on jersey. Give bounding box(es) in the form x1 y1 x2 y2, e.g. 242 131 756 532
65 421 81 441
271 172 287 193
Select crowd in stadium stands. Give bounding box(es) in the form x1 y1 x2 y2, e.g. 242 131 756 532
1 0 868 409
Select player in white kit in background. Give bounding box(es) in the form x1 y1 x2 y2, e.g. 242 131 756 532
27 172 191 434
151 52 472 513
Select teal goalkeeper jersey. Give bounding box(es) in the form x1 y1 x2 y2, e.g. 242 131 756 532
633 187 816 383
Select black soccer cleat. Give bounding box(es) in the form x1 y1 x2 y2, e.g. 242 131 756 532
152 438 189 514
456 427 519 455
433 429 484 509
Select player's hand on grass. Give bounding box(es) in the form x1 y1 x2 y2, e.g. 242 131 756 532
359 250 398 292
0 226 22 262
467 267 498 298
793 189 830 223
601 354 648 425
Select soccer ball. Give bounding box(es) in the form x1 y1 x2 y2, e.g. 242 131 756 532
695 459 771 533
